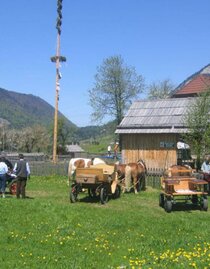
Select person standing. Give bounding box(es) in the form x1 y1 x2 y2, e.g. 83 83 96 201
0 157 8 198
114 142 119 159
13 154 30 199
201 155 210 174
201 155 210 193
107 145 111 156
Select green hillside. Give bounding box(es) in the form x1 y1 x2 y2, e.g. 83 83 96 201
0 87 117 149
0 87 76 129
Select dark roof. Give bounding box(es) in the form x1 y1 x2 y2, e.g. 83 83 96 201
172 64 210 97
66 144 85 153
115 97 197 134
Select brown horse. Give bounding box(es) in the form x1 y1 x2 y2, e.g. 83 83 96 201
166 164 192 177
114 159 147 194
161 164 193 190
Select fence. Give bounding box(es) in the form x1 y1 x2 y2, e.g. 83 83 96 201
29 161 69 176
146 168 164 190
10 160 69 177
16 161 163 189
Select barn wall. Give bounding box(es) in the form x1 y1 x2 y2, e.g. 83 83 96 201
121 133 179 169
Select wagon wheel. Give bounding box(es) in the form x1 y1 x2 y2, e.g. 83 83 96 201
138 175 146 192
112 184 121 199
9 182 17 195
164 197 172 213
70 184 78 203
192 195 198 205
201 196 208 211
100 186 109 204
88 188 97 198
159 193 164 208
136 180 141 193
141 175 146 191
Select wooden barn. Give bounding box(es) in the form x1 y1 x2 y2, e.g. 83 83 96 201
115 98 197 169
116 63 210 169
65 144 86 158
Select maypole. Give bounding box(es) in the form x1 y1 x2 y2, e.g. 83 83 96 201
51 0 66 163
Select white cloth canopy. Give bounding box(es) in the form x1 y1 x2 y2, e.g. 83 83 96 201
177 141 190 149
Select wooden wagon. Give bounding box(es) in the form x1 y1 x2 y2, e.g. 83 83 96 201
70 164 120 204
159 166 208 213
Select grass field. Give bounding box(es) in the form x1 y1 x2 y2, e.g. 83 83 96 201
1 176 210 269
80 134 116 154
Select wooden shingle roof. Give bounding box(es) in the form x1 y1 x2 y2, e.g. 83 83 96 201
66 144 85 153
115 97 197 134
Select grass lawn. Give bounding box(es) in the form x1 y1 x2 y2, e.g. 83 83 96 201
1 176 210 269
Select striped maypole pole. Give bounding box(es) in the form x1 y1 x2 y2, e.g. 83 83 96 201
51 0 66 163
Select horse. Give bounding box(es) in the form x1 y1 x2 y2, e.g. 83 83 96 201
166 164 193 177
114 159 147 194
161 164 194 190
68 157 106 184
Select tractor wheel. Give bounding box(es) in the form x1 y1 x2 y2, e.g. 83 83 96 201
164 198 172 213
159 193 165 208
100 186 109 204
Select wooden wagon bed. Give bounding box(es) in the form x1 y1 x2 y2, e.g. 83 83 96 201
76 164 115 184
160 167 208 212
162 177 208 196
70 164 120 204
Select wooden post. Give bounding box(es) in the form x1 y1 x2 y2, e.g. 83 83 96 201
52 34 61 163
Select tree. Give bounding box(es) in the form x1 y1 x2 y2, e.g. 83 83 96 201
57 118 74 154
184 88 210 169
16 125 51 153
147 79 175 100
6 125 51 153
89 55 145 125
49 118 77 154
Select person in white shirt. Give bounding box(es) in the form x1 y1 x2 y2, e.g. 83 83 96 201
107 145 111 156
201 155 210 174
0 157 8 198
201 155 210 193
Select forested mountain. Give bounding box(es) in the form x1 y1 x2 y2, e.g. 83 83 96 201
75 121 117 141
0 87 116 147
0 87 75 129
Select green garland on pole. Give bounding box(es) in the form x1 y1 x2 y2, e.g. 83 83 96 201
56 0 63 34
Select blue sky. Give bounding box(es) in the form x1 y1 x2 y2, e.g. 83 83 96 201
0 0 210 127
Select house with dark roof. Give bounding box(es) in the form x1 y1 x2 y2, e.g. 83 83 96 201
65 144 86 158
115 64 210 169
